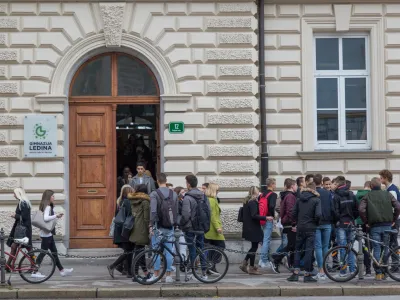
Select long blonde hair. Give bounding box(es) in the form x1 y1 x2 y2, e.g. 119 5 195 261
244 186 259 204
14 187 31 209
205 183 219 199
117 184 133 206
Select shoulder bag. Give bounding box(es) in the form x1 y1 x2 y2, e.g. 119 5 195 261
114 205 126 225
31 210 57 233
14 216 27 239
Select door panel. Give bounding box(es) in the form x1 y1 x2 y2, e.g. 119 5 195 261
69 104 114 248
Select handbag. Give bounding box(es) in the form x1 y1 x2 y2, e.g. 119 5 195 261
114 205 126 225
237 206 243 223
109 217 115 237
31 210 57 232
121 214 135 239
14 216 27 239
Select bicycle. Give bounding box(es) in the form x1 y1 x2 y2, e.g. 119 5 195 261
131 228 229 285
323 225 400 282
5 237 56 284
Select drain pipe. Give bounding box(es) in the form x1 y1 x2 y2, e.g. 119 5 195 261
258 0 268 192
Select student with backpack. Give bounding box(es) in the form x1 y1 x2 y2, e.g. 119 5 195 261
149 173 179 283
180 175 211 281
258 178 277 269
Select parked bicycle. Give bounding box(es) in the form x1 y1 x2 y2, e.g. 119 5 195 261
323 225 400 282
131 229 229 285
5 237 56 284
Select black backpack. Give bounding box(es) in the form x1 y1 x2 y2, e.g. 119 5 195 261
156 189 176 228
191 195 211 233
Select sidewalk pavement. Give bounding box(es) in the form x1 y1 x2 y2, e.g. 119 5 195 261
1 258 400 299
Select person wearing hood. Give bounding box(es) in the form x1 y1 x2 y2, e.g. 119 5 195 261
271 179 297 273
180 175 211 281
240 186 267 275
287 182 321 283
128 184 151 281
333 176 358 277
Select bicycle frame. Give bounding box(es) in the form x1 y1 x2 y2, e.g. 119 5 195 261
5 245 35 272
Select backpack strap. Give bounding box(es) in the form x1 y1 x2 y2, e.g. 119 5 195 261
156 189 165 201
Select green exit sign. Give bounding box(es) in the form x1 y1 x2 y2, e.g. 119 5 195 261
169 122 185 134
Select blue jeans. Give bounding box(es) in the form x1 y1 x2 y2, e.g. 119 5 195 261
185 232 206 271
153 228 174 272
337 227 356 273
259 221 273 264
315 224 332 269
276 231 288 254
370 225 391 274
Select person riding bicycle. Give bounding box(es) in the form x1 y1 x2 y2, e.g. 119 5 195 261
150 173 179 283
359 177 400 281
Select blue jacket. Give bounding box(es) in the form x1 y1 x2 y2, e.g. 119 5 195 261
316 187 335 225
387 184 400 202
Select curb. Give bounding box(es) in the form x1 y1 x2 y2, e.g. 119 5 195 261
2 285 400 298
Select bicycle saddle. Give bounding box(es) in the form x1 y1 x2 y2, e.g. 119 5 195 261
384 229 398 234
14 237 29 245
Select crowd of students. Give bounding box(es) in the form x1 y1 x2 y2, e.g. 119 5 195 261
239 170 400 282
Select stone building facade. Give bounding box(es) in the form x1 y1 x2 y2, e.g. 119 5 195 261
0 0 397 248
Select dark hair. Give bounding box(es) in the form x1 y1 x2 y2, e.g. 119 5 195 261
322 177 331 183
202 183 209 188
136 161 145 168
174 186 184 195
157 172 167 184
307 182 316 190
364 181 371 188
296 177 304 187
379 169 393 183
185 175 198 189
314 174 323 186
39 190 54 212
134 184 148 194
284 178 296 189
305 174 314 182
166 183 173 187
335 176 346 187
346 180 351 189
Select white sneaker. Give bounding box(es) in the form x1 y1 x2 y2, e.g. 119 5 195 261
60 268 73 277
185 274 193 282
149 275 160 282
170 266 176 272
165 276 174 283
200 275 208 281
31 272 45 278
258 261 267 268
317 273 326 280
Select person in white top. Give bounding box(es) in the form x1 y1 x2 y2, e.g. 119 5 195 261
35 190 73 277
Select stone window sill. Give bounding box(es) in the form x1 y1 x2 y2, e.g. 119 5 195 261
297 150 393 160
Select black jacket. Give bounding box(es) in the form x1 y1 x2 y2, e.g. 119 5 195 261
292 189 321 232
7 202 32 248
333 186 358 227
113 198 132 245
316 187 335 225
242 196 266 242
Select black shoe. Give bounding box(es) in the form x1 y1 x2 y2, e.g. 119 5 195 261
107 265 115 279
271 261 280 274
287 273 299 282
304 275 318 283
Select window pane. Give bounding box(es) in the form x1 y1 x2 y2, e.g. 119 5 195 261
317 110 338 141
346 110 367 140
343 38 366 70
317 78 338 109
345 78 366 109
316 38 339 70
71 55 111 96
117 56 158 96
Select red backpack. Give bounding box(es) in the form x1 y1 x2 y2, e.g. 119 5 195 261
259 192 272 226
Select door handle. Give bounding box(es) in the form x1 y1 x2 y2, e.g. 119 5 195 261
87 189 98 194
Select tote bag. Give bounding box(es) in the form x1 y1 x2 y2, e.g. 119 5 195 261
31 210 57 233
14 216 27 239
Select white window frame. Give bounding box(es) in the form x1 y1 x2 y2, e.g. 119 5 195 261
301 17 386 155
313 34 371 150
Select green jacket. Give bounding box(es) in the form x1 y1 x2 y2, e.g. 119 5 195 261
205 197 225 241
128 192 150 246
355 189 370 225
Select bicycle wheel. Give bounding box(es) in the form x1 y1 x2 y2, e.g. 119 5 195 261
132 249 166 285
192 247 229 284
385 246 400 282
18 249 56 284
323 246 359 282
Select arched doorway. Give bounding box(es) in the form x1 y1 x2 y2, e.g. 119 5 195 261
69 53 160 248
